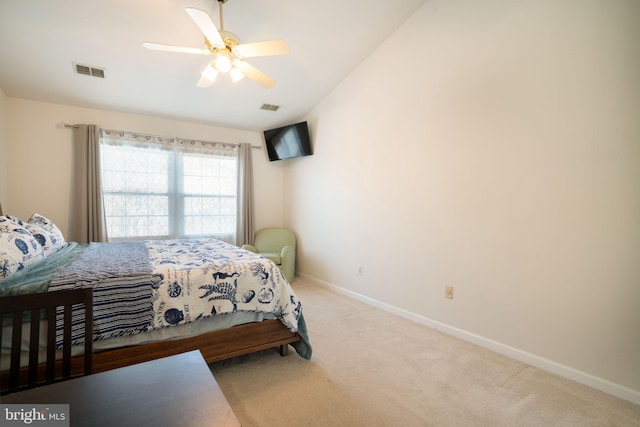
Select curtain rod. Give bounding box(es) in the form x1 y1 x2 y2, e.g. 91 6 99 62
58 123 262 149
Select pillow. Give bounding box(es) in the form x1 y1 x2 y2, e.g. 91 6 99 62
24 213 66 256
2 214 24 225
0 216 46 279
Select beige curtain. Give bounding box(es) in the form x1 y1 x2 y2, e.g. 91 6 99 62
71 124 107 243
236 143 254 246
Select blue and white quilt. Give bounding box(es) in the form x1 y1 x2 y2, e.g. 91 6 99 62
146 238 302 332
48 238 305 349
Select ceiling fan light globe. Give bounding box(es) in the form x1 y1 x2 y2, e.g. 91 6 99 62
230 67 245 83
202 65 218 82
215 53 232 73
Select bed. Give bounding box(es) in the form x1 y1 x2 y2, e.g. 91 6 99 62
0 214 312 376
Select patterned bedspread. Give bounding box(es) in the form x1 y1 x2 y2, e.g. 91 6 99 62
47 238 305 351
147 238 302 332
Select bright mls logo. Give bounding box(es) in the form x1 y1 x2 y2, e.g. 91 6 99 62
1 405 69 426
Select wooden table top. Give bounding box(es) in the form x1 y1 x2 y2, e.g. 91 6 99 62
1 350 240 427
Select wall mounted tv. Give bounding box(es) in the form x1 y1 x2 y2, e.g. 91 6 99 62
263 121 313 161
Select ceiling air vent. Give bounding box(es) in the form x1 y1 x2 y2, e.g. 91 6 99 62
260 103 280 112
73 63 106 78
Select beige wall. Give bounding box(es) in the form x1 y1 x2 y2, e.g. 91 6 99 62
5 98 285 237
0 88 7 211
287 0 640 402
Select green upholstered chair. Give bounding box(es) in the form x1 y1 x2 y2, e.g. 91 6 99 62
242 228 296 282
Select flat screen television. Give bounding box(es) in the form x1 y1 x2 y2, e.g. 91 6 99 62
263 121 312 161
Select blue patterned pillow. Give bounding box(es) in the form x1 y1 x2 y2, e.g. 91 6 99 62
0 215 46 279
3 214 23 225
25 213 66 256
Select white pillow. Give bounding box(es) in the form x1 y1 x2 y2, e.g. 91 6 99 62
0 215 46 279
25 213 66 256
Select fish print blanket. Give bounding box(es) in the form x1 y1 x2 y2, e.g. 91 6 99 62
48 238 303 346
147 238 302 332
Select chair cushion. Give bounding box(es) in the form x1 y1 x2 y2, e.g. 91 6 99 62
260 252 281 265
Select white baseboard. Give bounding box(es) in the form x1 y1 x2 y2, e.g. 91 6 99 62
296 272 640 406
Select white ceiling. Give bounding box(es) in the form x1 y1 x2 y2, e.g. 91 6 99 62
0 0 426 131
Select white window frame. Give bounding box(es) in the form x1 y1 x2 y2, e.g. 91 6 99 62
99 131 238 243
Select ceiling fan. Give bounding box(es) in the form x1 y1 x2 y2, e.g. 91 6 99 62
143 0 289 88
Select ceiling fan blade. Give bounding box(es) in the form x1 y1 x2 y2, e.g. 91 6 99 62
233 60 276 89
143 42 209 55
233 40 290 58
185 8 225 48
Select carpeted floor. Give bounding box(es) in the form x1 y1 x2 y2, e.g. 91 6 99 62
210 278 640 426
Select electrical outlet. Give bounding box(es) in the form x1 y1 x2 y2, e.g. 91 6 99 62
445 285 454 299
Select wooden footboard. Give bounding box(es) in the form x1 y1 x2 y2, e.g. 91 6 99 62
1 319 301 387
91 319 301 372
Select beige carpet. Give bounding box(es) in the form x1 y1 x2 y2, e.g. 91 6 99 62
210 278 640 426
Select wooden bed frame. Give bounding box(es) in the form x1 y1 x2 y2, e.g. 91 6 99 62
1 319 301 388
90 318 301 373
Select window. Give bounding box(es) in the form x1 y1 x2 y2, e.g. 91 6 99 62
181 153 237 238
100 132 238 244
